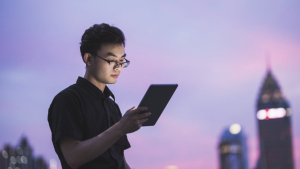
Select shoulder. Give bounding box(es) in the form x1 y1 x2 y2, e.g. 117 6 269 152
58 84 79 97
48 84 84 120
54 84 81 101
49 84 82 110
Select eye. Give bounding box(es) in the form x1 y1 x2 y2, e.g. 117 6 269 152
106 59 117 63
113 59 124 63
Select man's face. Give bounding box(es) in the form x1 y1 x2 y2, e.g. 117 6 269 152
88 44 126 85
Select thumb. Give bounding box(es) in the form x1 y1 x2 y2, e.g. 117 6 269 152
128 106 136 111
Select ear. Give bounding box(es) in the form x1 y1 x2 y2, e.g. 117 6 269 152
83 53 92 66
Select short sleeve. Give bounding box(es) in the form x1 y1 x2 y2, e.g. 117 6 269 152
123 134 131 150
48 93 83 146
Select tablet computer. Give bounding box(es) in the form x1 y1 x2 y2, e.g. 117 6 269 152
138 84 178 126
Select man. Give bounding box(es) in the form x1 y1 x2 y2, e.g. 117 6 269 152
48 23 151 169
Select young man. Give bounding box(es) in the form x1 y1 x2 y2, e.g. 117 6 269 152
48 23 151 169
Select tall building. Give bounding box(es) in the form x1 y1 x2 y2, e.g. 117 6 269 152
255 70 294 169
0 136 48 169
0 145 14 169
218 124 248 169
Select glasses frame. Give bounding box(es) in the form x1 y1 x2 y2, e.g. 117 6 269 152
93 54 130 68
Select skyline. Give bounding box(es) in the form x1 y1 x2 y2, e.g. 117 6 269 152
0 136 48 169
0 1 300 169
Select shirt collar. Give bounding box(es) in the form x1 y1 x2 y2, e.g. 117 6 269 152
76 77 115 101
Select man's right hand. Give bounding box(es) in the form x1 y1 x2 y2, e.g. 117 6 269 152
118 106 151 134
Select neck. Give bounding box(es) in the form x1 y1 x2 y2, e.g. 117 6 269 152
84 71 106 92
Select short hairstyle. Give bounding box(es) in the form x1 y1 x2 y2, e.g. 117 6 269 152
80 23 125 61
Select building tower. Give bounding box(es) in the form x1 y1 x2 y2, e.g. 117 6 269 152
218 124 248 169
255 70 294 169
0 136 48 169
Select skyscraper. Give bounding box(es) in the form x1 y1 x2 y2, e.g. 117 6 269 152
0 136 48 169
255 70 294 169
218 124 248 169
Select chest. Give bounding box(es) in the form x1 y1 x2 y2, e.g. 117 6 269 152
79 96 121 139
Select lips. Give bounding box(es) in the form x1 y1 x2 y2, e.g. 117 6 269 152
111 74 119 78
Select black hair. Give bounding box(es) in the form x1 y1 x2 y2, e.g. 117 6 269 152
80 23 125 61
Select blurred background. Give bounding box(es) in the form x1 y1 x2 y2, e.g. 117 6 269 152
0 1 299 169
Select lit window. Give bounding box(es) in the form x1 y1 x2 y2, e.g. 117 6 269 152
229 124 241 134
257 109 267 120
257 108 286 120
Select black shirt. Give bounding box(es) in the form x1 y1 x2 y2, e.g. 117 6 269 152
48 77 131 169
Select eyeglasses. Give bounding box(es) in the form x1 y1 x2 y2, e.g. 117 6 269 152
94 55 130 68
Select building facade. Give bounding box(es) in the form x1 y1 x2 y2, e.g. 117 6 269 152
218 124 248 169
255 70 294 169
0 136 48 169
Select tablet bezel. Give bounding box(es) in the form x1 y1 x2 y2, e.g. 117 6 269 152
138 84 178 126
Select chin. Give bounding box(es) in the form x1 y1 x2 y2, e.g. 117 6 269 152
107 79 117 84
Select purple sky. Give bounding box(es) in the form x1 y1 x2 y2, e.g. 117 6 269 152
0 1 300 169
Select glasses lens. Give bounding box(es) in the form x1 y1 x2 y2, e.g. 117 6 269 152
113 62 124 68
113 60 129 68
123 61 130 68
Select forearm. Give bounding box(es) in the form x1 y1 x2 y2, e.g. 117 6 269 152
60 106 150 169
62 122 124 168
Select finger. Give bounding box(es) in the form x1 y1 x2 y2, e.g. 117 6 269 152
140 118 148 124
131 106 148 114
137 112 151 119
128 106 136 111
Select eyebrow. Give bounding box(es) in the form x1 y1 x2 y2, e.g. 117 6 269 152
105 52 126 58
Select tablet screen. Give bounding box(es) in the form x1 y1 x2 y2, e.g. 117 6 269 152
138 84 178 126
